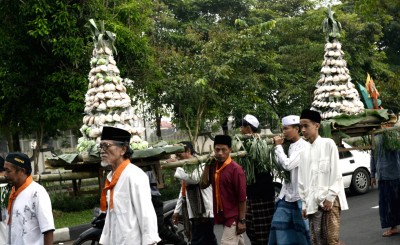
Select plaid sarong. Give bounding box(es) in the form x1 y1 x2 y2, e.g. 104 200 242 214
246 198 275 245
268 199 311 245
309 197 341 245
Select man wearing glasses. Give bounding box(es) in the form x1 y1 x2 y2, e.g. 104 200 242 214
98 126 160 245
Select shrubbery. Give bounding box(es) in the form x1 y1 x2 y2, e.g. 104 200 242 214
51 193 100 212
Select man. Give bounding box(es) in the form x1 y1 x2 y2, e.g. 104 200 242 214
239 114 275 245
370 132 400 237
4 152 54 245
172 141 217 245
269 115 311 244
98 126 160 245
202 135 247 245
298 109 348 245
0 156 7 245
146 166 187 245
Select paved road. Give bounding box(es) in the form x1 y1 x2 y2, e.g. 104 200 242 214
340 188 400 245
56 188 400 244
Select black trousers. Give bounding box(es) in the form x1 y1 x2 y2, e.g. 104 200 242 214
190 218 218 245
152 195 187 245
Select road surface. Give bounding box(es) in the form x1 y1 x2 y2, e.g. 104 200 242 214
56 188 400 244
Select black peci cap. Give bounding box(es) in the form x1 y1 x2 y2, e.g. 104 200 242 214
6 152 32 174
101 126 131 143
300 109 322 124
214 135 232 148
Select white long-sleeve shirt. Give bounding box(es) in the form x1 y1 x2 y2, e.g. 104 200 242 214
298 136 349 215
174 164 213 219
99 164 160 245
274 138 309 202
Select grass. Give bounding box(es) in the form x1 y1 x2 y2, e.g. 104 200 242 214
50 192 100 228
53 209 93 229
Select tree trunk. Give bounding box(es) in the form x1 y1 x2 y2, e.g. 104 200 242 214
12 132 21 152
33 125 44 174
155 112 162 140
222 118 229 135
4 128 14 152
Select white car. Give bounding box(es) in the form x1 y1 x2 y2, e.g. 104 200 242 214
338 142 371 194
273 142 371 198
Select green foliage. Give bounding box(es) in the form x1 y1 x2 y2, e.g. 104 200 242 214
342 0 399 112
86 19 117 55
159 169 181 201
322 5 342 42
51 193 100 212
0 0 155 152
373 129 400 161
381 129 400 151
233 135 285 184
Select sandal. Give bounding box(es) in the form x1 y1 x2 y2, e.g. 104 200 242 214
382 229 399 237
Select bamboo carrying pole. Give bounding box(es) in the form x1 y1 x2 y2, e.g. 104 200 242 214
160 135 276 169
160 151 248 169
0 171 98 184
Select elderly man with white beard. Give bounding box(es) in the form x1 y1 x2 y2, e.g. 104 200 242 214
97 126 160 245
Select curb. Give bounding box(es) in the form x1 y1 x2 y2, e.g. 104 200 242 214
54 223 91 243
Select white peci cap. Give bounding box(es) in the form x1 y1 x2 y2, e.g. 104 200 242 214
282 115 300 126
243 114 259 128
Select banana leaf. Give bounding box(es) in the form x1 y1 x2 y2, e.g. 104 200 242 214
325 109 389 127
132 146 185 159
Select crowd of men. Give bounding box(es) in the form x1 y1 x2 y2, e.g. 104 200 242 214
0 108 399 245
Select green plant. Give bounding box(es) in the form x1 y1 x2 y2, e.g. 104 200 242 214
53 209 93 229
160 169 181 201
51 193 100 212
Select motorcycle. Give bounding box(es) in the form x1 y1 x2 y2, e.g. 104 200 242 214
73 198 184 245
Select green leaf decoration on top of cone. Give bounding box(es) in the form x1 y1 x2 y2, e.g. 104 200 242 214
322 5 342 42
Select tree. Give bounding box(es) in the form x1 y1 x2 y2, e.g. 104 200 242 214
0 0 89 172
0 0 154 172
346 0 400 112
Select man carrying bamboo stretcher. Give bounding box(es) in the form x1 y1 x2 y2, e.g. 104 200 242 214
268 115 311 245
239 114 275 245
201 135 247 245
172 141 217 245
298 109 348 245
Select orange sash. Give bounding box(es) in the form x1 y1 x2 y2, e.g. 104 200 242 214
214 156 231 213
7 175 33 224
100 159 130 212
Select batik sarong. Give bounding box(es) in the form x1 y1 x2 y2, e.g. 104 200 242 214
308 197 341 245
268 199 311 245
378 178 400 228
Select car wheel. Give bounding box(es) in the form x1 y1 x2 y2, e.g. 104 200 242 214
350 168 370 195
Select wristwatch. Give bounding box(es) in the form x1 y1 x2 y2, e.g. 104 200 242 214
238 218 246 224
